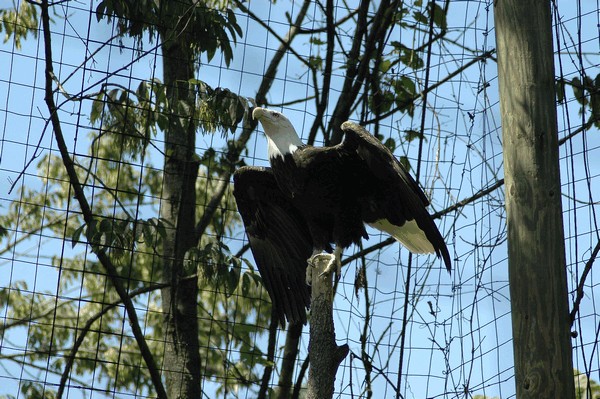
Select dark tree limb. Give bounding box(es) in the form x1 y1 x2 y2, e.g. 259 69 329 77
37 2 167 398
307 0 336 145
258 312 279 399
327 0 375 145
293 355 310 399
57 283 169 399
158 3 204 394
358 254 374 398
275 322 304 399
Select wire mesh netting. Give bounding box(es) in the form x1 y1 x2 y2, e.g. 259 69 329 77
0 0 599 398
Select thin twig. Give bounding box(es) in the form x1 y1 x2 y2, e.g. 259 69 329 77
570 239 600 325
558 115 599 146
365 50 496 125
397 3 438 395
342 178 505 266
233 0 313 70
293 355 310 399
296 7 358 34
359 251 373 398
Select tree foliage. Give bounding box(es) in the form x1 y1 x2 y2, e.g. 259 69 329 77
96 0 242 66
0 0 38 50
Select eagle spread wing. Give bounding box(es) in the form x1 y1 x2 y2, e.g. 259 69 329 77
233 122 451 326
233 166 313 325
340 121 451 271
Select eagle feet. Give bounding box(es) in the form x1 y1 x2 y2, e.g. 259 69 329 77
306 252 341 285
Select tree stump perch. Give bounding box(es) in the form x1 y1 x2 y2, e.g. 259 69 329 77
306 255 349 399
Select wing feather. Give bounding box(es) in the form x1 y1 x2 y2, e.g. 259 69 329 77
340 122 452 271
233 166 313 325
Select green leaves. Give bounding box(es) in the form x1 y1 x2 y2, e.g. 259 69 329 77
557 73 600 129
404 128 424 142
428 1 447 30
572 75 600 128
199 86 248 134
185 239 266 302
0 0 38 50
391 41 424 70
384 137 396 152
413 1 447 30
308 54 324 70
392 75 418 116
90 79 248 158
207 7 244 67
95 0 243 67
72 217 167 251
189 241 236 296
90 80 168 159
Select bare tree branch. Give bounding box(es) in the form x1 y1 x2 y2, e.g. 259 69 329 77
307 0 336 145
342 178 505 266
327 0 377 145
397 5 439 394
57 282 168 399
558 115 600 146
358 253 374 399
293 355 310 399
364 50 496 125
37 2 167 397
570 239 600 325
234 0 313 71
296 6 358 35
195 0 312 240
258 312 279 399
275 322 304 399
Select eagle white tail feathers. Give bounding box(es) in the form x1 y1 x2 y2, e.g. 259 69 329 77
368 219 435 254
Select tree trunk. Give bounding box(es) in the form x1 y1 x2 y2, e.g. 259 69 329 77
494 1 575 398
158 3 202 397
306 258 349 399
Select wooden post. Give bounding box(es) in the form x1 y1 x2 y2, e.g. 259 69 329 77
494 1 575 398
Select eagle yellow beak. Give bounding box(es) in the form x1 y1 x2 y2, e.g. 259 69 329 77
252 107 266 121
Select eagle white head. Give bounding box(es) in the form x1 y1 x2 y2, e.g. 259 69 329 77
252 107 304 160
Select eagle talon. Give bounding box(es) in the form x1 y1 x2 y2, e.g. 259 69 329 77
306 252 324 285
323 247 343 281
305 262 314 286
306 253 340 281
319 255 341 281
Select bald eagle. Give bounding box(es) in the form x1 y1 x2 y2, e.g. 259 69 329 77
233 107 451 325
